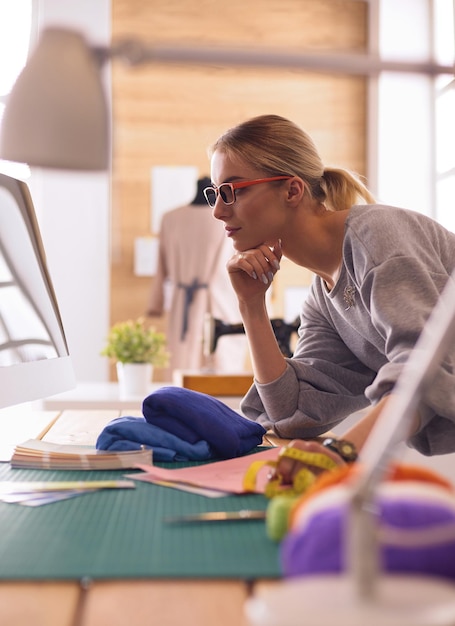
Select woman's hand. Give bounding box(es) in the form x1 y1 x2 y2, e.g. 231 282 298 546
226 240 282 303
270 439 347 487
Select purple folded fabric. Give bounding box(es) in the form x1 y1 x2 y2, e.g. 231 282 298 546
281 482 455 581
142 386 266 458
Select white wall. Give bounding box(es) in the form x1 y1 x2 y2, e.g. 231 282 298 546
30 0 111 383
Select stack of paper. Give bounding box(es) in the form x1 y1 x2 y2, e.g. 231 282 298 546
10 439 153 470
0 479 136 506
128 447 281 497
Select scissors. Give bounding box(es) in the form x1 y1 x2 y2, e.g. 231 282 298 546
165 509 267 523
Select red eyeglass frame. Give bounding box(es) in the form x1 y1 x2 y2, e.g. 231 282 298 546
203 176 292 207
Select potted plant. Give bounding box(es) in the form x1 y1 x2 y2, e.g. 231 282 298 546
101 317 170 397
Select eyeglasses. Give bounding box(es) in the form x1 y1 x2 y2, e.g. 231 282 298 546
203 176 292 208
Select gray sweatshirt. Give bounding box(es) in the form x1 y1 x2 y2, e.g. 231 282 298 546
241 204 455 455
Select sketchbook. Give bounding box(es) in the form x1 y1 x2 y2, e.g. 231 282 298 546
10 439 153 470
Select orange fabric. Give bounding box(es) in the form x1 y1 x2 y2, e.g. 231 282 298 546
388 464 453 490
289 462 454 529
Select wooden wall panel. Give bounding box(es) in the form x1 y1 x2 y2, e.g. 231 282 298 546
111 0 368 380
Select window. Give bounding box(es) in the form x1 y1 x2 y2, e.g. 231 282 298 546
375 0 454 229
434 0 455 231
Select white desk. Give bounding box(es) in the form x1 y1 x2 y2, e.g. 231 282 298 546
39 385 455 482
39 381 168 410
40 381 244 412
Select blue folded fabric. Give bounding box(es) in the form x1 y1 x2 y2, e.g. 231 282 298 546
96 386 266 461
142 386 266 458
96 415 213 462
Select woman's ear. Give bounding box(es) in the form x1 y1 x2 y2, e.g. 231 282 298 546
287 178 305 203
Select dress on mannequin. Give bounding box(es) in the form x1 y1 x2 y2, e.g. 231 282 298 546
147 176 247 379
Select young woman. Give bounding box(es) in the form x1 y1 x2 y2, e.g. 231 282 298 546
203 114 455 482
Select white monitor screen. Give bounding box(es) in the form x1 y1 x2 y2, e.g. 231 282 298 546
0 173 75 408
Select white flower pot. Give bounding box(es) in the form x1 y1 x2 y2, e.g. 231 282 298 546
116 362 153 399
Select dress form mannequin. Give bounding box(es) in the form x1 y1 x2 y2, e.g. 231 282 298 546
147 176 247 379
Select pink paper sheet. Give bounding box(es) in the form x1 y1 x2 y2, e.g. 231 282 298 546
130 447 281 494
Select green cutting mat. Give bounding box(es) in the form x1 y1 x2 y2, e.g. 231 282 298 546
0 462 280 581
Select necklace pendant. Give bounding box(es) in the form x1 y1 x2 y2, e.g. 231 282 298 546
343 285 356 310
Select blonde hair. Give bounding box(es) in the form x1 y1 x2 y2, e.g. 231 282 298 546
209 114 375 211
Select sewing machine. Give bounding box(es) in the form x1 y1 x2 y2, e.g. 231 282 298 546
203 314 300 358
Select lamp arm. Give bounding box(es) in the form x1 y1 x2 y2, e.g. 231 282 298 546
1 26 452 171
348 270 455 600
99 38 453 77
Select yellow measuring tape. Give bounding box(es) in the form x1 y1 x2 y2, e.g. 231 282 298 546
243 446 339 498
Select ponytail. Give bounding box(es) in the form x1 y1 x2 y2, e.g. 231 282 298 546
321 167 375 212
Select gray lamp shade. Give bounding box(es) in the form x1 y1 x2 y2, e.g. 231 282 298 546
0 28 109 171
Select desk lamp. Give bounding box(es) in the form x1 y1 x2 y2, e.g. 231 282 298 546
0 27 452 171
1 26 455 624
